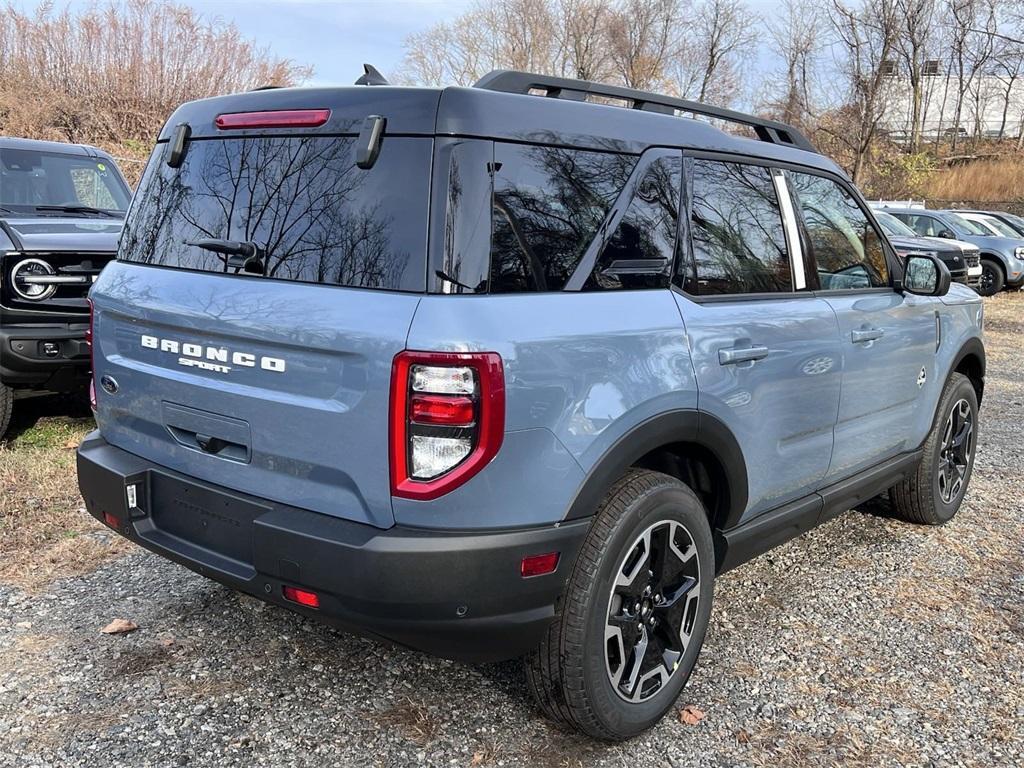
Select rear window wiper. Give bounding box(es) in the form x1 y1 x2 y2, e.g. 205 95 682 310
186 238 266 275
34 204 120 218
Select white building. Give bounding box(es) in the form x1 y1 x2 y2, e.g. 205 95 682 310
878 64 1024 141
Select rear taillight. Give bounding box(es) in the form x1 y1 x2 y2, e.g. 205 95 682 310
215 109 331 129
86 298 96 411
390 351 504 500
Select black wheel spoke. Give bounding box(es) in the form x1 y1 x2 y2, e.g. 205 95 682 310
938 398 974 504
605 519 702 703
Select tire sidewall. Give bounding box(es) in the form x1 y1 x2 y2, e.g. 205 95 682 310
929 375 979 522
578 483 714 738
979 259 1004 296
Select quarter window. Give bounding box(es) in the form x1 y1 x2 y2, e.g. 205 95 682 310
687 159 792 295
788 172 889 290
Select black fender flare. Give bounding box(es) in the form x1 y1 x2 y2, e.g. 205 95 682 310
948 335 986 404
562 409 748 530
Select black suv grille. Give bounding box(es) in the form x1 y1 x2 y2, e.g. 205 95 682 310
963 251 980 269
1 251 113 315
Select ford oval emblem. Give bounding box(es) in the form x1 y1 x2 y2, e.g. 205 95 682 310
100 375 119 395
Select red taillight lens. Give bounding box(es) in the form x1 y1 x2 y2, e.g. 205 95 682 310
410 394 475 426
102 511 119 529
86 298 96 411
282 586 320 609
521 552 560 578
390 351 505 501
215 109 331 129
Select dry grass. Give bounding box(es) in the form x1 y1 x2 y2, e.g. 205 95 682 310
928 158 1024 202
0 400 130 591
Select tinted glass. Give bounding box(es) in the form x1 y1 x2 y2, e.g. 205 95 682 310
689 160 792 295
489 143 635 293
789 172 889 290
896 213 942 237
0 148 130 213
944 211 988 235
875 211 917 238
585 154 680 291
119 136 431 291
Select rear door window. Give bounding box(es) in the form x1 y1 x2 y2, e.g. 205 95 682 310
583 153 680 291
489 143 636 293
119 136 431 292
787 171 889 290
686 159 793 295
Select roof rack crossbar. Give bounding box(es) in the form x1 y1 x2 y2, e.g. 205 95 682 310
473 70 818 154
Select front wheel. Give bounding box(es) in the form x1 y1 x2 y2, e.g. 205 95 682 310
977 258 1004 296
525 469 715 740
0 384 12 441
890 372 978 525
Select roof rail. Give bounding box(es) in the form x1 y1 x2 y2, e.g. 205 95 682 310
473 70 818 154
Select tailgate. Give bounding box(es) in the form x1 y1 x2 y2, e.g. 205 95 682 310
91 262 419 528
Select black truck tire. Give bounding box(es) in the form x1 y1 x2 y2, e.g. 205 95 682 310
0 384 12 441
524 469 714 740
890 372 978 525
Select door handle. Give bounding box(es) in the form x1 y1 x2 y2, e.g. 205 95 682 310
718 345 769 365
851 328 884 344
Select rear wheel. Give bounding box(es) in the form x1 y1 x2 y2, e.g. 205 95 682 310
524 469 714 740
890 372 978 525
0 384 12 441
977 258 1004 296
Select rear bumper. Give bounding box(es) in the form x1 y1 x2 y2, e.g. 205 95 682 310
0 322 90 390
76 431 588 662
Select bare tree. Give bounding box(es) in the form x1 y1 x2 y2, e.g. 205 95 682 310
764 0 823 125
605 0 681 89
553 0 614 80
827 0 901 184
893 0 940 150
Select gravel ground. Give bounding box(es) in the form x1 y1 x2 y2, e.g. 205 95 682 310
2 293 1022 768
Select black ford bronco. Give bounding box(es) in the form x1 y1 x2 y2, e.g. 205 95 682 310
0 137 130 437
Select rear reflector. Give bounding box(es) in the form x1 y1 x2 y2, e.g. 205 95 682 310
215 109 331 130
282 585 320 609
102 511 119 529
521 552 560 578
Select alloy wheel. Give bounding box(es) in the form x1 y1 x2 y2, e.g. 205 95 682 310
979 265 996 295
938 398 974 504
604 519 701 703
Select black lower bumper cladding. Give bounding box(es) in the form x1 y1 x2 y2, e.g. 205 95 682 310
76 431 588 662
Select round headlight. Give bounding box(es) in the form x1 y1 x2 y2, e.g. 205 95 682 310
11 258 57 301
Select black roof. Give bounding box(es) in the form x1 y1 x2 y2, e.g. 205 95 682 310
157 70 844 177
0 136 114 159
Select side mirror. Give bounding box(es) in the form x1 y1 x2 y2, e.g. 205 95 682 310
938 229 956 239
904 253 951 297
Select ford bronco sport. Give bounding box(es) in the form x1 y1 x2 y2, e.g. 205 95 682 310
0 137 130 438
77 70 985 740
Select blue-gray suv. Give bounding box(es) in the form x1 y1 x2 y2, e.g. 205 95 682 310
883 206 1024 295
76 70 986 739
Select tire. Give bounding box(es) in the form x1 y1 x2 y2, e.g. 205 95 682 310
0 384 12 441
977 258 1004 296
524 469 715 740
890 372 978 525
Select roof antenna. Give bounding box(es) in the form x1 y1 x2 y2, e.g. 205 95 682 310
355 64 390 86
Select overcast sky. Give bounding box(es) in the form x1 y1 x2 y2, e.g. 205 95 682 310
16 0 782 90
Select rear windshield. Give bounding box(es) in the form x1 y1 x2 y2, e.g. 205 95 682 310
119 136 431 291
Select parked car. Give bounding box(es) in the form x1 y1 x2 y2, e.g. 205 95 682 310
883 207 1024 295
0 137 131 438
957 209 1024 238
873 210 982 289
76 70 985 740
957 211 1022 239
